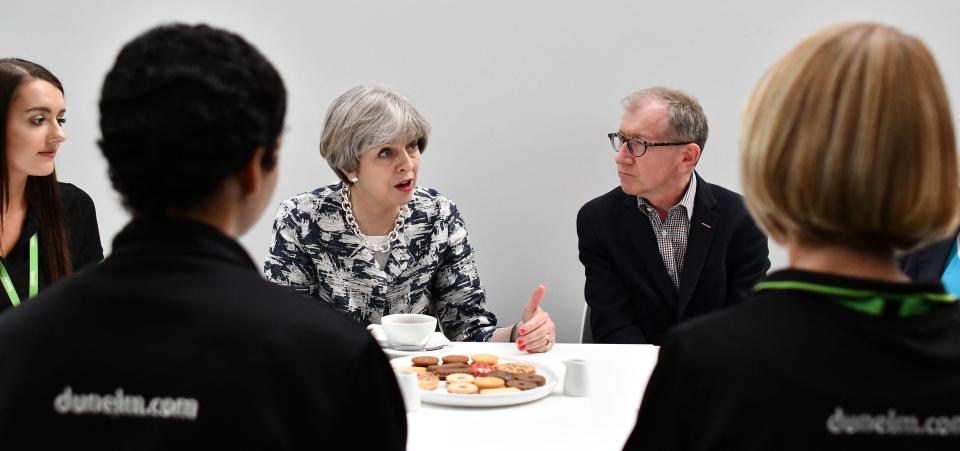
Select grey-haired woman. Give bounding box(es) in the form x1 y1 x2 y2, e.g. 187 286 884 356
264 86 555 351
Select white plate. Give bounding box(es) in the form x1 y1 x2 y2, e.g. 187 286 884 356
390 356 557 407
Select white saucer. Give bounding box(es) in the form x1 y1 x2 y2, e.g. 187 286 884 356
379 332 451 357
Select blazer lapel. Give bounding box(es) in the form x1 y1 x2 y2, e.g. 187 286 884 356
620 194 678 307
677 175 718 319
916 233 955 281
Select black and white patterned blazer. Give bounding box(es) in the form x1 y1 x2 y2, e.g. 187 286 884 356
264 183 498 342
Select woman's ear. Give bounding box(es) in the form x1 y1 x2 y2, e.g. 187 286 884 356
342 169 359 183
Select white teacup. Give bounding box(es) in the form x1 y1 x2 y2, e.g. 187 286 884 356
381 314 437 350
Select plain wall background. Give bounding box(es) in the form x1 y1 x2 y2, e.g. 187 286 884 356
1 1 957 343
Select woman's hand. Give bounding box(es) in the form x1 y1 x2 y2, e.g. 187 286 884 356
517 284 555 353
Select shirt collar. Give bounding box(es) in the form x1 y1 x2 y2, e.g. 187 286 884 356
637 172 697 221
678 173 697 221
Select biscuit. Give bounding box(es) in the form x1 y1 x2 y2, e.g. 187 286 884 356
480 387 521 395
469 363 493 377
411 356 439 367
516 373 546 386
474 376 506 389
446 382 479 394
445 373 476 384
435 365 473 380
506 380 538 391
417 372 439 390
442 355 469 365
395 366 426 374
428 362 468 374
486 370 513 382
470 354 498 365
494 362 537 376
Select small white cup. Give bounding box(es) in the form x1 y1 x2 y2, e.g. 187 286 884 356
395 370 421 412
563 359 590 397
381 314 437 350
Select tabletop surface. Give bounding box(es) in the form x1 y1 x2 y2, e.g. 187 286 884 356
396 342 660 451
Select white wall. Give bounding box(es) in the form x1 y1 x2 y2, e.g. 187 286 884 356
1 0 957 342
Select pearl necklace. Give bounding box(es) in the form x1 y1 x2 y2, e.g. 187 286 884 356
340 184 406 253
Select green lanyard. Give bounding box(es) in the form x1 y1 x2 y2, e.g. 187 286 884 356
0 232 38 307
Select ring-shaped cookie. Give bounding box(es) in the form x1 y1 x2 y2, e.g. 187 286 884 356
445 373 476 384
446 382 479 394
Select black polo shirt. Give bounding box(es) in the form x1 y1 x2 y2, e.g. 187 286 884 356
0 217 406 448
0 182 102 311
626 269 960 450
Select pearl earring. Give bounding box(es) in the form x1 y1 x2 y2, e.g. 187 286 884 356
349 175 359 183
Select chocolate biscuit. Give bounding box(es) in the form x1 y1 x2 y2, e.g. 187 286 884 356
506 380 537 391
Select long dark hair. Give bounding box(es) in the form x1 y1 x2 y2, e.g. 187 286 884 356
0 58 72 282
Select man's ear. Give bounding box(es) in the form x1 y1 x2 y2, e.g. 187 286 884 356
681 143 702 169
236 147 267 195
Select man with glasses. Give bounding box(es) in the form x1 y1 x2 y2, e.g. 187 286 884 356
577 87 770 345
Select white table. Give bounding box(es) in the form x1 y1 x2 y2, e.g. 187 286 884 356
401 343 659 451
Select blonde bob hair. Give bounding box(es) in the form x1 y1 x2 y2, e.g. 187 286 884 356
741 23 958 252
319 85 430 183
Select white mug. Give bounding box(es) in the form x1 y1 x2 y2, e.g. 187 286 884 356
395 370 421 412
563 359 590 397
381 314 436 350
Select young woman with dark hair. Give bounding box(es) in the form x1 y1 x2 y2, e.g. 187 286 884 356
0 58 102 311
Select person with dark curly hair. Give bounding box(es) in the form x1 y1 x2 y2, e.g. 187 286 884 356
0 24 406 448
0 58 102 312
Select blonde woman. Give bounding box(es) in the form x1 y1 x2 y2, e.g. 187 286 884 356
625 23 960 449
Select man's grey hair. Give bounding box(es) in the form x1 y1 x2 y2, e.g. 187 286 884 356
320 85 430 183
622 86 709 152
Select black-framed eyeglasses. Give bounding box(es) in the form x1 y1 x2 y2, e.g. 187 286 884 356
608 132 691 158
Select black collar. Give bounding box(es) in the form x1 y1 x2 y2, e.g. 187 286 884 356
0 208 40 264
110 217 256 270
759 268 946 296
756 269 953 318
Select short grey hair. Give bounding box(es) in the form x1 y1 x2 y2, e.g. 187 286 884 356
622 86 709 152
319 85 431 183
